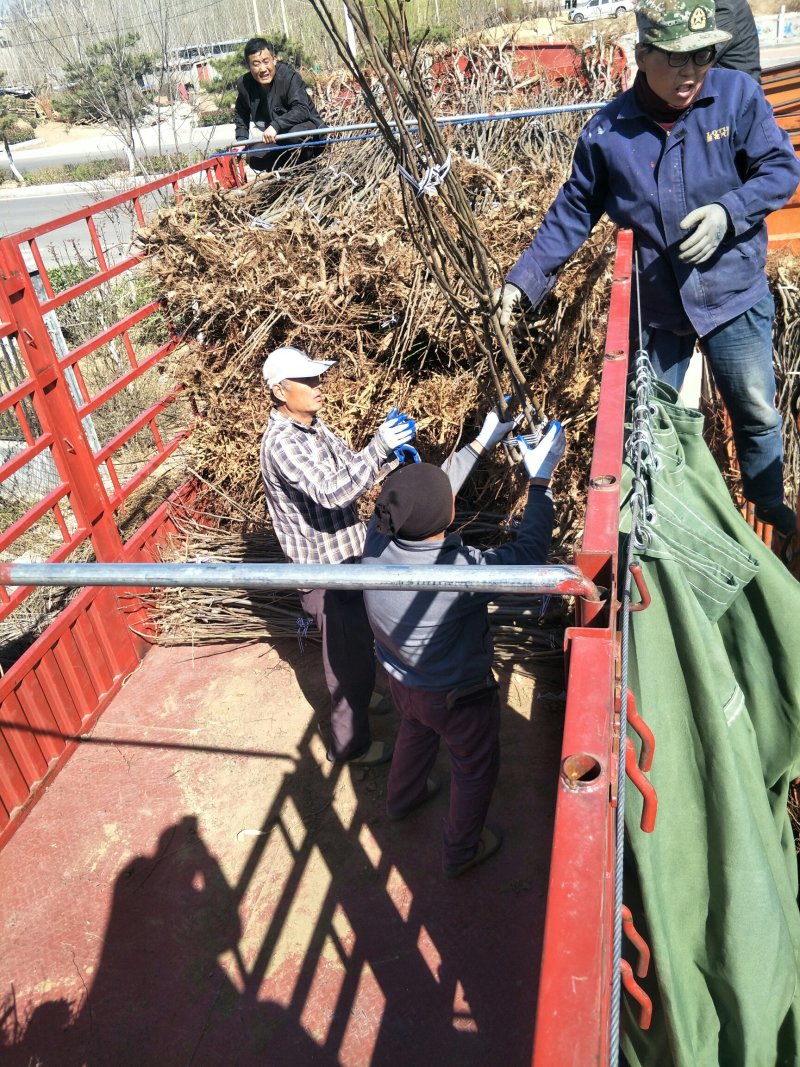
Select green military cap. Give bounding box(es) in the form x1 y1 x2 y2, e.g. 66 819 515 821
636 0 732 50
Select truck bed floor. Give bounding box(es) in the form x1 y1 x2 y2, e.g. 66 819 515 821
0 638 564 1066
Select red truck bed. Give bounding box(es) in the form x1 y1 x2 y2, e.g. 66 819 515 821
0 640 564 1065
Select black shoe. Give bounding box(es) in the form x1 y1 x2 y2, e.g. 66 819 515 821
326 740 394 766
754 503 797 538
387 776 441 821
442 825 503 879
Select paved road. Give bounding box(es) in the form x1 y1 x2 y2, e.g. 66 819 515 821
762 44 800 69
0 182 160 269
6 119 236 175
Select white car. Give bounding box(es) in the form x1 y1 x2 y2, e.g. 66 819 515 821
566 0 635 21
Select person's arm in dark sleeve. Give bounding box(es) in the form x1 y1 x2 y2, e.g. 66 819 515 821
507 129 608 310
713 0 761 78
233 79 251 142
716 84 800 233
271 68 319 133
478 485 554 567
712 0 736 66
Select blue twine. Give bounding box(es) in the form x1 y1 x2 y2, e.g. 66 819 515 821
296 615 312 652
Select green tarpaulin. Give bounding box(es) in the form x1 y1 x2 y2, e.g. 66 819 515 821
620 382 800 1067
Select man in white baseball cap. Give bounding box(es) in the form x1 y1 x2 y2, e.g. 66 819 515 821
261 346 336 387
260 344 416 767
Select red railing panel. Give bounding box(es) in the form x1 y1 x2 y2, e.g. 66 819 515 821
0 155 243 844
532 230 632 1067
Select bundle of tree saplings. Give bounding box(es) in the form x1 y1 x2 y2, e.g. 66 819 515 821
137 56 800 645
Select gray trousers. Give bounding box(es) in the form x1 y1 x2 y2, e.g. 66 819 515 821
300 588 375 762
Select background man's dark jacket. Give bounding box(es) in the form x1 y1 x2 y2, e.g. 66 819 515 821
234 62 323 141
714 0 761 81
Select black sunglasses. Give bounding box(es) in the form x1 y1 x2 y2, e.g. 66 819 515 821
650 44 717 67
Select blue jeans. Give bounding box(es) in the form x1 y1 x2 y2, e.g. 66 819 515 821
635 295 784 509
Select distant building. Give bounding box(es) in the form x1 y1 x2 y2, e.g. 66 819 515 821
167 39 246 86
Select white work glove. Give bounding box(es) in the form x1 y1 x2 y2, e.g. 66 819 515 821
474 407 519 452
516 422 566 482
375 407 415 457
494 283 522 328
678 204 729 264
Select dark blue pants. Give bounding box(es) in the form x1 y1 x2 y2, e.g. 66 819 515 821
300 588 374 762
636 294 784 509
386 676 500 867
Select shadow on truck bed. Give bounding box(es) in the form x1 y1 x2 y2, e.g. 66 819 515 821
0 636 564 1066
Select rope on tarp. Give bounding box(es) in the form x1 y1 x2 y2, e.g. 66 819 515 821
610 248 657 1063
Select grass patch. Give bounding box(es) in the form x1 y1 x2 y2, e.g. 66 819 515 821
196 110 230 128
22 158 126 185
137 151 205 174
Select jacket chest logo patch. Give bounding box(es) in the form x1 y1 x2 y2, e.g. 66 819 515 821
706 126 730 142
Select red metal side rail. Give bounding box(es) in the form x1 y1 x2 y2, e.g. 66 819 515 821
764 60 800 253
0 155 243 849
532 229 633 1066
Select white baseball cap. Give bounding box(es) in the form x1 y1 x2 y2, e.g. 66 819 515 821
262 346 336 387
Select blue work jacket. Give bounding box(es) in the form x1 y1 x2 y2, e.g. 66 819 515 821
507 68 800 337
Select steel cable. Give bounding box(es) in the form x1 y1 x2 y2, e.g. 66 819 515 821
609 247 654 1063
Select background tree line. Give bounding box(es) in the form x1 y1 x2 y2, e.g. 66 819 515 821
0 0 539 89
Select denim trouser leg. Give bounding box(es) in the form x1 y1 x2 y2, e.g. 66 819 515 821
701 295 784 509
636 296 784 509
637 325 696 391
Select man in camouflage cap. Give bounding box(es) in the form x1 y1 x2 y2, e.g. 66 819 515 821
498 0 800 537
636 0 732 51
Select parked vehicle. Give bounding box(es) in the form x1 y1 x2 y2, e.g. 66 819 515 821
566 0 635 22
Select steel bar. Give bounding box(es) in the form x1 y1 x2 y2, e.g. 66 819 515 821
0 562 601 600
233 102 605 145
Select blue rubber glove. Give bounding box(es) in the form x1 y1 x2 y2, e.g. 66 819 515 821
376 408 416 457
516 421 565 481
393 444 421 465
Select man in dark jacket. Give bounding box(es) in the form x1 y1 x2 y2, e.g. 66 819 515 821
714 0 761 80
233 37 324 172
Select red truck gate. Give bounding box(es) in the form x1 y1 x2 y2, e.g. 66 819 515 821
0 155 244 848
0 161 634 1061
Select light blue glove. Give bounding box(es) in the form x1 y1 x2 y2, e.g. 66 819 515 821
678 203 729 264
475 401 520 451
376 407 416 457
516 421 565 481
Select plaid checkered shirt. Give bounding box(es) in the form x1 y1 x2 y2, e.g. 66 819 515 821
260 409 389 564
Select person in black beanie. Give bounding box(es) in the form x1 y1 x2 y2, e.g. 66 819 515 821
361 425 566 878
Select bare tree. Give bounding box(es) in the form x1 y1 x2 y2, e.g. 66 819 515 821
0 75 27 183
53 33 155 171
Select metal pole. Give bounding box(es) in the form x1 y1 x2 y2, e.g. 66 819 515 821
0 561 602 600
233 102 605 145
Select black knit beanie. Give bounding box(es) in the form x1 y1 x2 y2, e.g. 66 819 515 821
374 463 454 540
